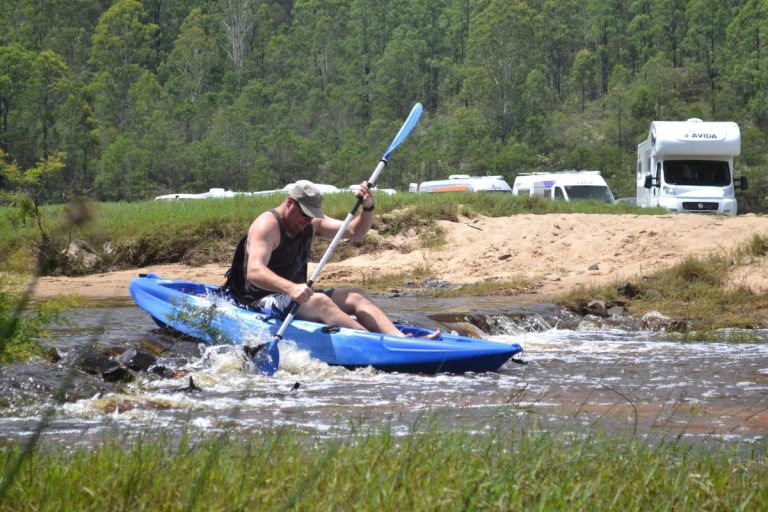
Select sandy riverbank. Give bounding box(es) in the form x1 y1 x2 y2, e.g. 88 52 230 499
29 213 768 302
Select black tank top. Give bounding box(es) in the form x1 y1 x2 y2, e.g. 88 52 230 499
224 209 313 307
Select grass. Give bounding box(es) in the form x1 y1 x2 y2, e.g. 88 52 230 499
0 192 660 274
1 426 766 511
559 234 768 330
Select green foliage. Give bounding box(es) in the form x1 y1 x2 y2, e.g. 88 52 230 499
0 150 68 273
0 0 766 213
559 235 768 329
0 276 76 364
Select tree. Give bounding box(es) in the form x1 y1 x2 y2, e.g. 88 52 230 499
0 149 67 272
724 0 768 129
165 8 218 105
683 0 735 117
94 135 150 200
30 51 73 159
372 25 427 120
221 0 257 83
638 52 680 118
465 0 542 140
606 64 632 150
0 44 34 158
570 49 598 112
89 0 158 128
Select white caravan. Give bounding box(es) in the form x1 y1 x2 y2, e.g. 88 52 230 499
155 188 250 200
409 175 512 193
636 118 748 216
511 170 615 203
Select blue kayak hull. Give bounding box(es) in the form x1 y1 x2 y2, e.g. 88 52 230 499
129 274 523 374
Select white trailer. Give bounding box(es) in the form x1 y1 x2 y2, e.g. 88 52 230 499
636 118 748 216
409 175 512 193
511 170 615 203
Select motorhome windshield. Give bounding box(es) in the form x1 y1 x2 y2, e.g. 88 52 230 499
663 160 731 187
564 185 614 203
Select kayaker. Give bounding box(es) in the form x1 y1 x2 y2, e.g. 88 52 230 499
224 180 440 339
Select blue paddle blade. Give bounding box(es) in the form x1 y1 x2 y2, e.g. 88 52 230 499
251 341 279 376
383 103 423 160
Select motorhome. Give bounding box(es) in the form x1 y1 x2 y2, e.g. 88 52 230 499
511 170 615 203
409 175 512 193
155 188 249 200
636 118 747 216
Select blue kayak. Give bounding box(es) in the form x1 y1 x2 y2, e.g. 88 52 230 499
129 274 523 374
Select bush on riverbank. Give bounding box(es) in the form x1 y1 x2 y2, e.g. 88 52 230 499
560 234 768 330
0 276 77 364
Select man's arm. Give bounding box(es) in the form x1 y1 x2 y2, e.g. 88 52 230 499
315 182 375 241
245 214 314 304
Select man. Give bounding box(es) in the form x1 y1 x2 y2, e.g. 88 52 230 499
225 180 439 339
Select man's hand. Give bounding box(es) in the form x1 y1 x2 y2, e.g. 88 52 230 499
357 181 374 209
289 283 314 304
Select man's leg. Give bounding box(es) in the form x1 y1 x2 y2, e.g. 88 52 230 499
330 288 440 339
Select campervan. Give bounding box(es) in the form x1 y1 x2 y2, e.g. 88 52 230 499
409 175 512 193
636 118 747 216
511 170 615 203
155 188 249 200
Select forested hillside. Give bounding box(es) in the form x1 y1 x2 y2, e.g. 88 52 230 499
1 0 766 208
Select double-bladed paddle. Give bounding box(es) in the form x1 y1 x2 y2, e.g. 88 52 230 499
253 103 424 375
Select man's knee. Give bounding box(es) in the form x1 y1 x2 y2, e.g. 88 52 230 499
345 287 371 304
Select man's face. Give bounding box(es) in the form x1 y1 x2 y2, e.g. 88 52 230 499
287 198 313 233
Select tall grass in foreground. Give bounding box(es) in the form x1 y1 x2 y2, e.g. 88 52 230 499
1 427 766 511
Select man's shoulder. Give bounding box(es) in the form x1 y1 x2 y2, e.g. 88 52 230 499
247 210 277 236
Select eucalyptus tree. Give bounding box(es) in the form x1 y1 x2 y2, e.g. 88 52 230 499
464 0 542 141
542 0 587 98
88 0 159 129
30 51 72 160
163 8 220 144
682 0 735 118
586 0 631 94
0 44 33 160
724 0 768 130
636 52 681 119
372 25 427 121
654 0 688 68
570 48 598 112
221 0 257 84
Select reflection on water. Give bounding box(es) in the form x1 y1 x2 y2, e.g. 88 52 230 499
1 301 767 446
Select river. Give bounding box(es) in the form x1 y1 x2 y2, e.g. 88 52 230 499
2 297 767 447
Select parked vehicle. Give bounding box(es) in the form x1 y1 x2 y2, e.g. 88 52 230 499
511 170 615 203
636 118 747 216
409 175 512 193
155 188 250 200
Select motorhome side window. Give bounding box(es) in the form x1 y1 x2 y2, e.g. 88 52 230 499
655 162 661 182
554 187 565 199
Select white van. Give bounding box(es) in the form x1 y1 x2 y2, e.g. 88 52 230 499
511 170 615 203
636 118 747 216
409 175 512 193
